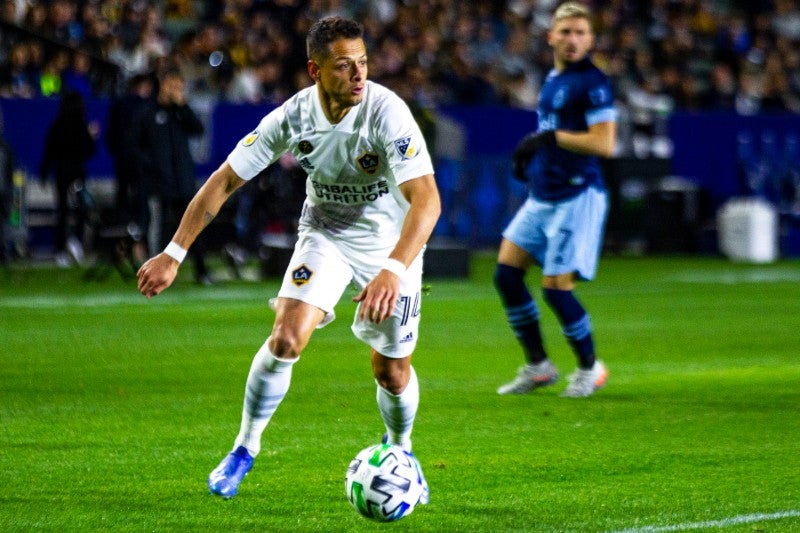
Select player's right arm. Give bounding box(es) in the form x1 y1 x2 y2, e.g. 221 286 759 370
136 161 246 298
554 120 616 158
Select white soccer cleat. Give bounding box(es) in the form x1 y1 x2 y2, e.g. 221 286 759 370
497 359 559 395
560 360 608 398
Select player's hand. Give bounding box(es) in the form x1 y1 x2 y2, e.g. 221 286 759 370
512 130 556 181
353 269 400 324
136 253 180 298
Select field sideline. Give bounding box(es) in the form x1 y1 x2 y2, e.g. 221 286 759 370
1 253 799 532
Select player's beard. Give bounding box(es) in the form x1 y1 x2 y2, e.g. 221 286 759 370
339 90 363 107
558 45 584 64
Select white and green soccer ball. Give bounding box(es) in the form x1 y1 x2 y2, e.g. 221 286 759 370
345 443 425 522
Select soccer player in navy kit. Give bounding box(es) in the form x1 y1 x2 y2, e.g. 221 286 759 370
495 2 616 397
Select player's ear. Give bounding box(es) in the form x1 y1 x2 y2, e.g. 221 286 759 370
307 60 320 81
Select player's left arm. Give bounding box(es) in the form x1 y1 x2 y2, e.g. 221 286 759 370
137 162 246 298
392 174 441 266
555 120 616 158
555 76 617 158
354 174 441 323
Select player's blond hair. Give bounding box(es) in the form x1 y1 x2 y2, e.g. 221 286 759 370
552 2 592 26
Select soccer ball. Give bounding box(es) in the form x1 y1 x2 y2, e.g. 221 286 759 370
345 443 425 522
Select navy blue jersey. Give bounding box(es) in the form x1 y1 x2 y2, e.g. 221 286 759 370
526 57 616 201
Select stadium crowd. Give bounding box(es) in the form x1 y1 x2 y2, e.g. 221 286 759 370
1 0 799 118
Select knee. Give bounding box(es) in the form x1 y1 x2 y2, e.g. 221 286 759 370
495 263 528 289
494 263 530 307
268 327 307 360
373 363 408 395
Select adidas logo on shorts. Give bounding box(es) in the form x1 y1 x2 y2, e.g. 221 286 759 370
399 332 414 343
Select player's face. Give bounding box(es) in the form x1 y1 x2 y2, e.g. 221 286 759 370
548 16 594 68
309 37 368 116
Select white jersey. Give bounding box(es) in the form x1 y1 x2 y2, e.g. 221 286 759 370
227 81 434 252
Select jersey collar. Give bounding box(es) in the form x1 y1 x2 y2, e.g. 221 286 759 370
311 84 362 132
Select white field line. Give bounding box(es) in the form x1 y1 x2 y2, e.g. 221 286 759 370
613 509 800 532
668 268 800 284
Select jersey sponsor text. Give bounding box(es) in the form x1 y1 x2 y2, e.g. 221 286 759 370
311 179 390 204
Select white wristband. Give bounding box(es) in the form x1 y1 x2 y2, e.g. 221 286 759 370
164 242 187 263
381 258 406 276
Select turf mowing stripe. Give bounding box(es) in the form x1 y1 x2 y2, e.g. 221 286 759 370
614 510 800 532
0 287 272 308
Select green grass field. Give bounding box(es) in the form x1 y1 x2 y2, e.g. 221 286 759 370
1 253 799 532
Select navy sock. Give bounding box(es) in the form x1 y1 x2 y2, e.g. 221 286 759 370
494 264 547 364
543 288 596 369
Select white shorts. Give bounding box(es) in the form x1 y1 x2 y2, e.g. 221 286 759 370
502 186 608 281
277 229 424 358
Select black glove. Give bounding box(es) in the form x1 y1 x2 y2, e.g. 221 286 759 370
512 130 556 181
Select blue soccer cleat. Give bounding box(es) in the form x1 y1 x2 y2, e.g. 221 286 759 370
208 446 254 499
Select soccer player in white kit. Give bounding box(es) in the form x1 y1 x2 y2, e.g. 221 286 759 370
136 16 440 501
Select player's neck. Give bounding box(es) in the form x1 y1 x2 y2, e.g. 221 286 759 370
554 55 588 72
317 87 352 125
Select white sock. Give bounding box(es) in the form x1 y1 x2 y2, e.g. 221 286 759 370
233 338 296 456
376 365 419 452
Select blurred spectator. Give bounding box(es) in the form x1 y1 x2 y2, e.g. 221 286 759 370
22 2 47 35
106 30 150 82
106 72 154 264
772 0 800 41
735 66 763 115
626 74 675 159
38 48 70 97
39 90 99 266
140 4 170 60
62 48 94 99
0 0 20 25
0 0 21 59
81 3 113 59
0 0 800 116
43 0 83 48
128 67 211 284
763 49 800 111
180 22 228 97
226 58 285 104
0 41 37 97
700 61 738 111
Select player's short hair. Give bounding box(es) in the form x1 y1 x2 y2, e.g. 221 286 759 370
306 16 364 62
552 2 592 26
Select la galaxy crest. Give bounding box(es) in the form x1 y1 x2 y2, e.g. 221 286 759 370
357 152 380 174
291 264 313 286
393 136 418 160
